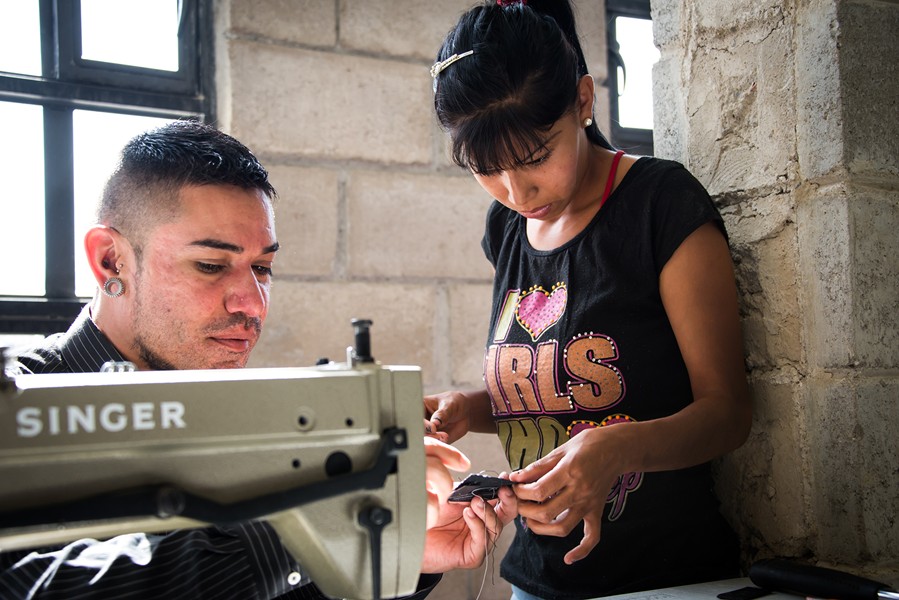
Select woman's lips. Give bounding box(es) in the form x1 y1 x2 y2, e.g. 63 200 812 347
520 204 552 219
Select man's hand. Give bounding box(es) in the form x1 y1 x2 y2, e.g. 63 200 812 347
421 437 517 573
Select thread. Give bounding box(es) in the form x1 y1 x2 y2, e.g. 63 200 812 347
473 494 497 600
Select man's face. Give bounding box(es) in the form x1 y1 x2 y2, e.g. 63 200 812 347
127 184 278 370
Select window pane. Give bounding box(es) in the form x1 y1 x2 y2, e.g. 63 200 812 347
0 102 45 296
0 0 42 76
615 16 660 130
0 334 45 352
80 0 180 72
73 111 174 297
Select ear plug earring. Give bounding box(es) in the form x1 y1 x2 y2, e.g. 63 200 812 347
103 277 125 298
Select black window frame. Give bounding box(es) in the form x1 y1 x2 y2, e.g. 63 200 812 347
606 0 654 156
0 0 214 335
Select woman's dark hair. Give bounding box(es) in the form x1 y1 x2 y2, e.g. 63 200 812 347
433 0 614 175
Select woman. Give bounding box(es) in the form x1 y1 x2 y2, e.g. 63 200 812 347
424 1 752 598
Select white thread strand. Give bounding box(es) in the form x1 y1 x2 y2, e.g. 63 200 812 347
474 498 493 600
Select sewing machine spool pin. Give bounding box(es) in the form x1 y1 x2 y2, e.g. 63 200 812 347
352 318 374 363
351 318 375 365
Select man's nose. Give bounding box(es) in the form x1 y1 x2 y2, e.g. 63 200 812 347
225 270 267 318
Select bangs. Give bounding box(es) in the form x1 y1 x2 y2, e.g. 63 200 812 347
450 103 557 176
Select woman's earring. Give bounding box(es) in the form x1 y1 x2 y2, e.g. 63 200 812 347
103 277 125 298
583 117 593 128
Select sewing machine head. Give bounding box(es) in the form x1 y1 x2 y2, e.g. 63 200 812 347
0 330 426 600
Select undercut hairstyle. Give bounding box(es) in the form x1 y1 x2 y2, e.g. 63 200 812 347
433 0 614 175
98 120 276 253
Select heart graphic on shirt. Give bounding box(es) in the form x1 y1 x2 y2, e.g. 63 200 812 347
516 283 567 341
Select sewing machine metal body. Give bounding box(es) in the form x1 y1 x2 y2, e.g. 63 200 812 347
0 356 426 600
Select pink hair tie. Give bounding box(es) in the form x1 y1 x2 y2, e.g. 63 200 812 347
497 0 526 6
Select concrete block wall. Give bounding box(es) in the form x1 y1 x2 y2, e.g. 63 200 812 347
654 0 899 582
219 0 494 383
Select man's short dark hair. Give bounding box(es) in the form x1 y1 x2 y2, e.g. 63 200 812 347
98 120 276 249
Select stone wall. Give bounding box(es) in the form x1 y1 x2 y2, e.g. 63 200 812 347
215 0 898 596
653 0 899 583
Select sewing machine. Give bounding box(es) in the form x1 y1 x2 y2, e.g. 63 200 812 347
0 321 426 600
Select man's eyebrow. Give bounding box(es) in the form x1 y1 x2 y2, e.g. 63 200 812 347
190 239 244 253
189 239 280 254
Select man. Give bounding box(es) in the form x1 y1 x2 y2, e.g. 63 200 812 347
2 120 514 599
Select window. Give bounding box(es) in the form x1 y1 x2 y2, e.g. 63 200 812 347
0 0 213 340
606 0 659 155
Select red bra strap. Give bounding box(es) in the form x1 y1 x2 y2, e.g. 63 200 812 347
600 150 626 208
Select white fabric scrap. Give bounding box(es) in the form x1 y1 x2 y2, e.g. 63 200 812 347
14 534 154 599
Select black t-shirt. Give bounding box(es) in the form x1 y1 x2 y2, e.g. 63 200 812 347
481 157 739 599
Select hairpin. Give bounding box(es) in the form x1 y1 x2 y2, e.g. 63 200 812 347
429 50 475 80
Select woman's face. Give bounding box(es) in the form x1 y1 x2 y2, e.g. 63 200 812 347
467 75 598 223
471 111 592 222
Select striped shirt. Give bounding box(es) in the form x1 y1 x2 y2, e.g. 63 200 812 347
2 306 438 599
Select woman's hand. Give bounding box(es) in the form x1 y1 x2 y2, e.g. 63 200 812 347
509 425 628 565
421 437 518 573
423 391 474 443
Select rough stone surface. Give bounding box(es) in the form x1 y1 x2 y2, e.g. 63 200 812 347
795 182 899 370
266 165 340 278
252 280 437 378
339 0 474 61
226 41 433 163
839 0 899 179
651 56 687 162
228 0 337 48
716 379 809 560
795 0 844 180
850 186 899 368
448 283 494 387
805 380 864 559
345 170 493 279
681 14 796 195
852 379 899 564
728 214 802 369
805 377 873 562
655 0 899 581
797 183 855 368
